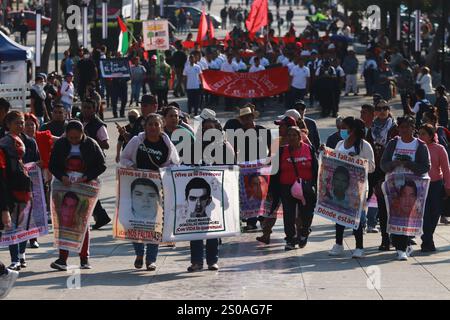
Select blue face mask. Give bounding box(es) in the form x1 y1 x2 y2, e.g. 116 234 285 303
340 129 349 140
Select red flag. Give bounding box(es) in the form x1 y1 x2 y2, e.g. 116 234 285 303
245 0 268 37
208 15 215 39
196 8 208 45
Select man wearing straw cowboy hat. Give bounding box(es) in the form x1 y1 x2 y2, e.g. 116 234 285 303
224 103 272 232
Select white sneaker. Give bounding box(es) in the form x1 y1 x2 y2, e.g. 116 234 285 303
0 270 19 299
367 227 379 233
406 245 414 257
352 248 365 259
397 250 408 261
329 244 344 256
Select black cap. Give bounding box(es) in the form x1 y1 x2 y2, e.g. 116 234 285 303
141 94 157 105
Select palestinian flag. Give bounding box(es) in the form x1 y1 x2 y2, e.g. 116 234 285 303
117 16 129 56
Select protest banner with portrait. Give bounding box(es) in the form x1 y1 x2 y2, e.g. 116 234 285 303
0 163 48 246
113 168 164 243
314 147 369 230
161 165 240 241
239 161 281 219
382 170 430 236
50 179 100 252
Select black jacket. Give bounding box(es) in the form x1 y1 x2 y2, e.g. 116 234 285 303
49 135 106 182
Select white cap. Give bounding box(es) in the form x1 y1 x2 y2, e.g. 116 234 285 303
194 108 217 121
328 43 336 50
278 109 301 121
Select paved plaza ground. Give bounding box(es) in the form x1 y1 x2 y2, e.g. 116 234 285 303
2 0 450 301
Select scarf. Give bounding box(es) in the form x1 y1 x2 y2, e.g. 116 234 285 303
371 117 394 146
31 84 46 100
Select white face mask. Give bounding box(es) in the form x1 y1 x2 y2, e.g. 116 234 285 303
84 54 90 59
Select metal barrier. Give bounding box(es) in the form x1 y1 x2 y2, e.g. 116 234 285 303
0 83 31 111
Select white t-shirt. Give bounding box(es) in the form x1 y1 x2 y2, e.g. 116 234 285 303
250 56 269 67
235 61 247 71
287 62 296 72
183 64 202 89
276 55 286 64
198 58 209 70
249 65 265 73
416 73 434 94
336 142 356 155
290 65 310 89
60 80 74 105
393 138 418 162
282 58 291 66
221 61 238 72
207 60 220 70
214 57 224 68
412 99 431 114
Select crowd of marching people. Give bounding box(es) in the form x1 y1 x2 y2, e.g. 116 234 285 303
1 1 450 300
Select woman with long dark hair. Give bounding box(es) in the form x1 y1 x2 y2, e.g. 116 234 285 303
328 117 375 258
121 114 179 271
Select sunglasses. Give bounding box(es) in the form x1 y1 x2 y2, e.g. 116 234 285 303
375 106 389 111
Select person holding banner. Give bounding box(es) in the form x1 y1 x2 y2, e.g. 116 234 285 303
418 124 450 252
380 116 431 261
187 118 235 272
120 114 180 271
257 115 298 245
49 121 106 270
327 117 375 259
24 112 55 249
0 111 35 271
273 126 318 250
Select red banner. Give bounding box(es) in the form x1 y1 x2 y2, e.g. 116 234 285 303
201 67 290 99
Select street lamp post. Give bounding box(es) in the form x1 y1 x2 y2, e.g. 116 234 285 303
131 0 136 20
54 0 59 73
82 2 88 48
35 7 42 72
415 10 421 54
102 0 108 42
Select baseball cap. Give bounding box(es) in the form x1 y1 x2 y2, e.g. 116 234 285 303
274 116 297 127
140 94 157 105
278 109 301 121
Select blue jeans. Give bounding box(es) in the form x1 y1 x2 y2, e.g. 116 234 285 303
131 81 142 104
9 241 27 263
190 239 219 265
421 180 444 246
132 243 159 264
367 207 378 228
